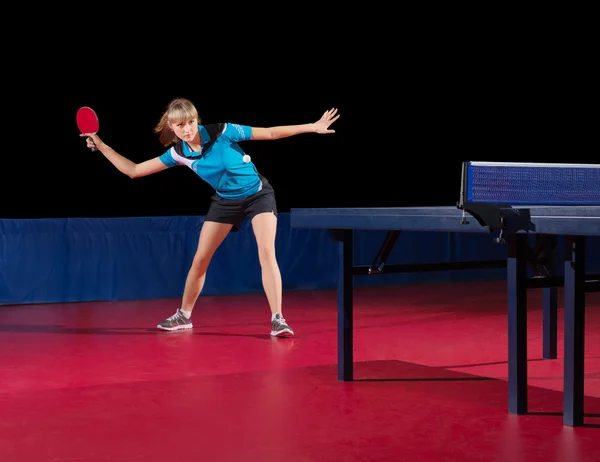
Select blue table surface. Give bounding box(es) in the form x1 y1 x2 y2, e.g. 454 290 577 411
289 206 600 235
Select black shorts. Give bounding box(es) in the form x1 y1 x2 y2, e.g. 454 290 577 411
205 177 278 232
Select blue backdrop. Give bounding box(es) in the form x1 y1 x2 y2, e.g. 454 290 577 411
1 213 598 305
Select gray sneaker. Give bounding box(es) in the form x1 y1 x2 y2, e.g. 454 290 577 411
271 313 294 337
157 309 193 331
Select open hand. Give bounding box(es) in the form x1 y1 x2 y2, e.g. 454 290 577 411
314 108 340 134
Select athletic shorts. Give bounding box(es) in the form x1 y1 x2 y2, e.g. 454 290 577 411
205 176 278 232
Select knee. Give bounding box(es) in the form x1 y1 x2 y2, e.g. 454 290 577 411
191 254 211 273
257 245 276 267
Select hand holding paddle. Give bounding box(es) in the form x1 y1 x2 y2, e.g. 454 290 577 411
76 106 99 152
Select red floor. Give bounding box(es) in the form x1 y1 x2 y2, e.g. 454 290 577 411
0 280 599 462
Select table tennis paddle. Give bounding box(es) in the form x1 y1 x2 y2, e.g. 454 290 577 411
76 106 99 152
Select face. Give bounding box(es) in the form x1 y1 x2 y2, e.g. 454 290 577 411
170 118 199 142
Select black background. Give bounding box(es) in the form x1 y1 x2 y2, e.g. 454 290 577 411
3 13 589 220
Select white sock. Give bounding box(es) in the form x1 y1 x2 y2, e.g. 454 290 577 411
181 309 192 319
271 313 281 321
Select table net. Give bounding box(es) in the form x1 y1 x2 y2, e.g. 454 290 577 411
463 161 600 205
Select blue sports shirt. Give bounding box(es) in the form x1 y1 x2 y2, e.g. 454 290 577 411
158 123 261 200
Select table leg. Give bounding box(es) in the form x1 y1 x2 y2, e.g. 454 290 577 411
336 230 354 381
507 233 528 414
563 236 586 427
542 288 558 359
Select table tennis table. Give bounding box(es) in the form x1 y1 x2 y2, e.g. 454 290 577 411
290 161 600 427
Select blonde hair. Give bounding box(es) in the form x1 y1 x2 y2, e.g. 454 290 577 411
153 97 201 147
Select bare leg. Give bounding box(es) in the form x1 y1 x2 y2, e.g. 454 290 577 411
181 221 232 312
251 212 281 315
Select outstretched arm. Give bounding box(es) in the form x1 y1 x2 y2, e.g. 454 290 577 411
80 133 168 179
250 108 340 140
